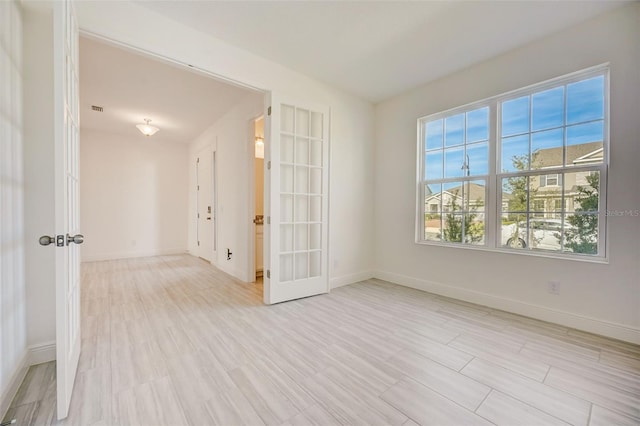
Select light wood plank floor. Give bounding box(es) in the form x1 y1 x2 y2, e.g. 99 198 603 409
4 254 640 425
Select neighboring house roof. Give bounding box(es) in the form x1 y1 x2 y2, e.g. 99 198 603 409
532 141 603 168
425 182 511 204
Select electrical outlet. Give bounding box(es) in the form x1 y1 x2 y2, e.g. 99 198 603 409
548 280 561 295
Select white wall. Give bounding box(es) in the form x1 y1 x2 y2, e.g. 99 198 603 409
76 1 376 289
80 129 189 261
187 93 263 280
374 3 640 343
22 4 56 363
0 0 28 416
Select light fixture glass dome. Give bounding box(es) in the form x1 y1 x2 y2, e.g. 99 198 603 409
136 118 160 137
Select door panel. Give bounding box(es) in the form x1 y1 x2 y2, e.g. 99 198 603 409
264 93 330 304
54 0 81 419
196 148 213 262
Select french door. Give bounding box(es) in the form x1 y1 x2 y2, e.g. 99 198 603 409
264 93 330 304
54 0 81 419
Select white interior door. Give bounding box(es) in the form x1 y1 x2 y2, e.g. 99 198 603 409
264 93 330 304
196 148 213 262
54 0 81 419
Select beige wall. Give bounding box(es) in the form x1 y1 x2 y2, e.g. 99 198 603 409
80 129 189 261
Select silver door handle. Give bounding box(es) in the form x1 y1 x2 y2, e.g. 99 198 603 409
39 236 55 246
67 234 84 245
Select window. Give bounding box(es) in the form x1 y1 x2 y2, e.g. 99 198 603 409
417 66 607 258
422 106 489 244
540 174 561 187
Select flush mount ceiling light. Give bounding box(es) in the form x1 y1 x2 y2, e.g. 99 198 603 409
136 118 160 137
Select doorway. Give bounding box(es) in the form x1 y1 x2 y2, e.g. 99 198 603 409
196 146 216 262
253 116 265 280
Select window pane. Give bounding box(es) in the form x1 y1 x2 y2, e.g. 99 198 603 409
465 215 485 245
564 171 599 212
567 75 604 125
466 142 488 176
502 176 528 213
443 182 464 212
425 151 443 180
501 134 529 172
464 180 486 212
445 114 464 147
500 215 527 249
531 128 563 169
444 146 464 178
529 214 562 251
466 107 489 143
532 86 564 131
502 95 530 136
425 213 441 241
566 122 603 167
566 121 603 146
425 183 441 213
563 213 598 255
442 214 463 243
425 119 443 150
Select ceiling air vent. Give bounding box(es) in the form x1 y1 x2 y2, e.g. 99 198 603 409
91 105 103 112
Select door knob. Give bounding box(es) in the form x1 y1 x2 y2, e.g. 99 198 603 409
39 236 55 246
66 234 84 245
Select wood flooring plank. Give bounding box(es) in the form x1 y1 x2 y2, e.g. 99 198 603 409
475 390 571 426
461 358 591 425
380 378 493 426
387 349 491 411
589 404 640 426
302 368 407 426
544 367 640 420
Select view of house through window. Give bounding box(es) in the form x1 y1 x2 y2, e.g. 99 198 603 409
418 67 607 258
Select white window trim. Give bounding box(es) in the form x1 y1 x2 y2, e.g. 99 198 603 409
416 64 609 263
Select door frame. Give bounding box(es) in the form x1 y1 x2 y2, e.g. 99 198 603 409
77 31 332 300
247 114 265 282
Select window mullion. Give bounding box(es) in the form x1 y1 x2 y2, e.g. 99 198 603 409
487 103 498 248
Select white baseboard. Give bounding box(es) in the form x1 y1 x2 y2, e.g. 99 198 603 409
28 341 56 365
331 270 374 290
374 270 640 345
81 248 187 262
0 350 29 421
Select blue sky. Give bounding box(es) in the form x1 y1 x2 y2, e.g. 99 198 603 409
425 75 604 177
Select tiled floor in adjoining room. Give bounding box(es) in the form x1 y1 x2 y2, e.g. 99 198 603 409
4 254 639 425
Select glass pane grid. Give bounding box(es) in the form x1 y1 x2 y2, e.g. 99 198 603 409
499 76 604 173
280 104 325 281
419 70 606 258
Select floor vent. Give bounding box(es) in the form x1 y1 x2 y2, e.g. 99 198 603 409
91 105 103 112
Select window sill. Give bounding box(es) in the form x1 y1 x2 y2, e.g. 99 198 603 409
415 240 609 264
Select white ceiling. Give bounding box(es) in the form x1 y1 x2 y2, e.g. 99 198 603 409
79 36 259 143
136 1 627 102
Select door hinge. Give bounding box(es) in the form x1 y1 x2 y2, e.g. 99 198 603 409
267 216 270 225
197 157 200 163
267 106 272 116
197 213 200 218
266 270 270 279
198 241 200 246
197 185 200 190
267 161 271 170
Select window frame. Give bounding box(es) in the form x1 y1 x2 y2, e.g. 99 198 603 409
416 64 609 262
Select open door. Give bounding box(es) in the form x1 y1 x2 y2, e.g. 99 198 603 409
264 93 330 304
54 0 81 419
